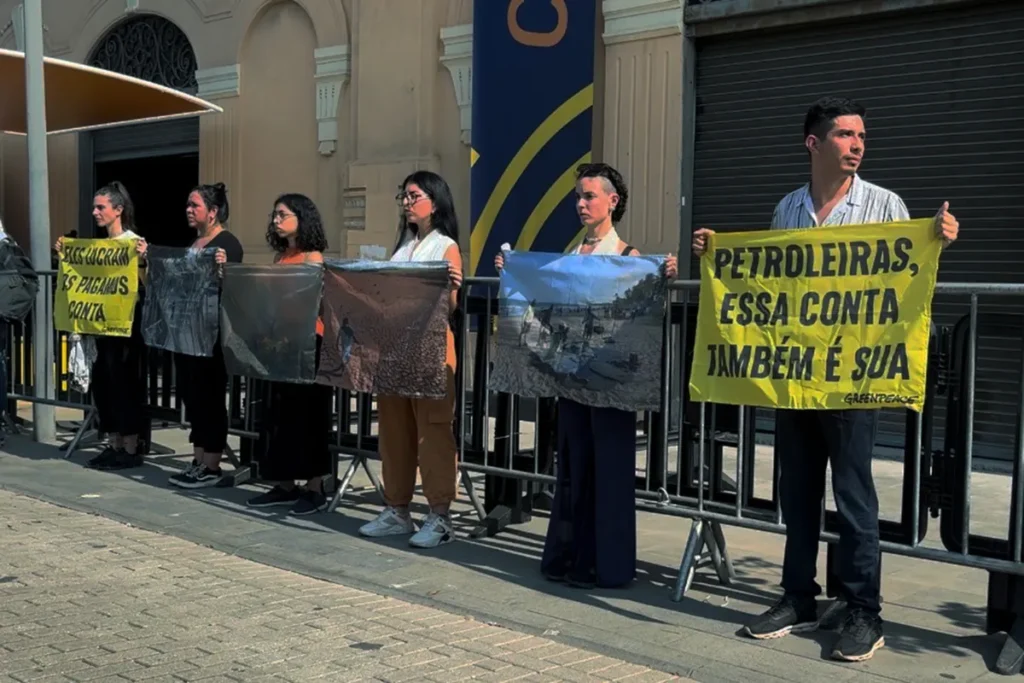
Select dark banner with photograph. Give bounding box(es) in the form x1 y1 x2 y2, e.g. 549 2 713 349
141 246 220 357
220 263 323 383
491 251 666 411
317 260 451 399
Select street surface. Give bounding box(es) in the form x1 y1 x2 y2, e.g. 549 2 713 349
0 421 1013 682
0 490 683 682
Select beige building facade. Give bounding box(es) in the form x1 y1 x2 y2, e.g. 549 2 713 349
0 0 685 262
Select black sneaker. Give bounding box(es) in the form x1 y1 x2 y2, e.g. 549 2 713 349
168 461 201 488
85 446 119 469
173 466 224 490
743 596 818 640
96 449 143 471
246 485 301 508
289 489 328 516
832 608 884 662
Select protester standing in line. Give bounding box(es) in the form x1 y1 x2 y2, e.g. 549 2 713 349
244 193 334 515
55 181 149 471
692 96 959 661
358 170 464 549
169 183 244 489
495 163 678 588
0 217 37 437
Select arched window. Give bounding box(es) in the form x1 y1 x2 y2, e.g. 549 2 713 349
88 15 197 93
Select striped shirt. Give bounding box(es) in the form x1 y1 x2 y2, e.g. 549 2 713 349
770 174 909 230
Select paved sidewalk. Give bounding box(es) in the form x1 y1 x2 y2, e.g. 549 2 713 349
0 423 1013 682
0 490 684 683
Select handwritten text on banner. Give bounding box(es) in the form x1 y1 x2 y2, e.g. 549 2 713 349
688 219 942 412
54 238 139 337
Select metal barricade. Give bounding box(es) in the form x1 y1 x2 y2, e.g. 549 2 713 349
454 276 1024 606
10 266 1024 630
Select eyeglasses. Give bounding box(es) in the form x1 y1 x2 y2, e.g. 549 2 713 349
395 191 427 207
270 210 296 222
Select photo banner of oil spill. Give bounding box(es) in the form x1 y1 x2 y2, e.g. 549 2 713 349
317 260 450 399
492 252 667 412
219 263 324 383
141 246 220 357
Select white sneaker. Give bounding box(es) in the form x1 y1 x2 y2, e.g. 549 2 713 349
409 513 455 549
359 507 416 538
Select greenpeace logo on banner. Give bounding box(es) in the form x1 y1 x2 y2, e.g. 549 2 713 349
54 238 139 337
688 219 942 412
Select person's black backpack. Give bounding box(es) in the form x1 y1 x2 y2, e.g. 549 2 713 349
0 238 39 322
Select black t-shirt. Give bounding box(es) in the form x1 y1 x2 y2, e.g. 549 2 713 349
205 230 244 263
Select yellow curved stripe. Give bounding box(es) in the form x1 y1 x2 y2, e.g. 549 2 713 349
515 152 591 252
470 148 480 168
469 83 594 274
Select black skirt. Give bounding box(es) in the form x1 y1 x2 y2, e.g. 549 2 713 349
257 336 334 482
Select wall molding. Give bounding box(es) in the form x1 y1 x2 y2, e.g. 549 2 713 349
314 44 351 156
195 64 240 99
602 0 683 44
439 23 472 145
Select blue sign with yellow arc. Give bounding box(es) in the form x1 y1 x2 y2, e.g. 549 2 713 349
469 0 597 276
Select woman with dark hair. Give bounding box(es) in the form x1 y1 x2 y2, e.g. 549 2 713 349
494 163 678 588
55 181 149 471
169 183 244 489
358 170 463 549
245 193 334 515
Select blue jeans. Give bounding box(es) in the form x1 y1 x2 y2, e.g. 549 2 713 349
776 408 882 614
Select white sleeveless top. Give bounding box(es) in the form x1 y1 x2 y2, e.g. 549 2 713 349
569 226 627 256
391 228 456 263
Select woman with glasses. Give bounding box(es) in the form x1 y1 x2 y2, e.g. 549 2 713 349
358 170 463 549
169 183 244 489
245 193 334 516
494 163 678 588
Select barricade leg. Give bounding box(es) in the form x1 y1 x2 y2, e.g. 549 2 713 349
673 519 735 602
673 519 705 601
218 445 250 487
328 453 384 513
988 572 1024 675
61 408 98 459
459 466 487 522
708 519 736 584
470 392 533 538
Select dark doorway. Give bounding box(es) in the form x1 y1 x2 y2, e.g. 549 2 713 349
92 152 198 248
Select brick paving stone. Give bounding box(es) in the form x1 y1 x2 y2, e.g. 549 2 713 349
0 490 685 683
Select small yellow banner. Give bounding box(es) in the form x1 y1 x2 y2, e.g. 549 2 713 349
688 219 942 412
54 238 139 337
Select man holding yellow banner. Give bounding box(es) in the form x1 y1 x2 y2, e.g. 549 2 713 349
691 97 959 663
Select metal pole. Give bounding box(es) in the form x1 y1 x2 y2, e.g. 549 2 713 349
22 0 55 442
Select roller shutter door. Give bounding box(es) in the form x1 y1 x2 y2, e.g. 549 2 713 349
689 1 1024 461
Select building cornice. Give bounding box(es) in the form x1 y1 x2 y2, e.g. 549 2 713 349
603 0 683 44
195 64 240 99
314 44 350 156
440 23 472 145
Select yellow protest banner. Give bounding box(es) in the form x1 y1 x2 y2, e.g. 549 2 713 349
54 238 139 337
689 219 942 412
